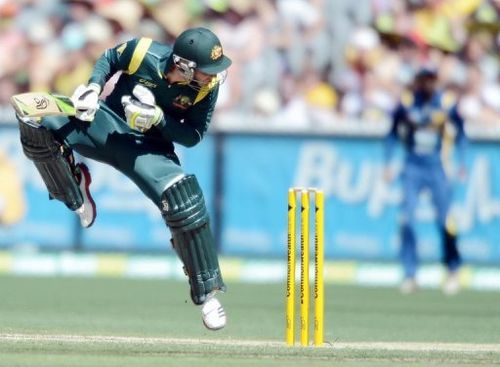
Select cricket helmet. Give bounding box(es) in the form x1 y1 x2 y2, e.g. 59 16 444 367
173 27 232 75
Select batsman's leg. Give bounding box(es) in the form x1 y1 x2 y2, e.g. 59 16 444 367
161 174 226 330
103 138 227 330
19 117 82 209
17 117 96 227
161 174 226 302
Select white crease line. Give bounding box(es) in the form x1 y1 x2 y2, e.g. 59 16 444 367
0 334 499 352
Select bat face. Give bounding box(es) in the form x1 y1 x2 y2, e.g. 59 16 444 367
10 92 76 118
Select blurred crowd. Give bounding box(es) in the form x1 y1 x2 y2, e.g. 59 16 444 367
0 0 498 129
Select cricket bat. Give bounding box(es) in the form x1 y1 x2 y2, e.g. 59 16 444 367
10 92 76 118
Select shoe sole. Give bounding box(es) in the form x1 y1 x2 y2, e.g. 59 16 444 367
202 319 225 331
78 163 97 227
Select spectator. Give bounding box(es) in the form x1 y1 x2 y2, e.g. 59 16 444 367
0 0 498 129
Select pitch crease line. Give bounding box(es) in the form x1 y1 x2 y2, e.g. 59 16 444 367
0 333 499 352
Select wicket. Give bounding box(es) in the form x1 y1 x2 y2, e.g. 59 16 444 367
286 188 324 347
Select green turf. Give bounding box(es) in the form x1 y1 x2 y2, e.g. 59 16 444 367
0 276 499 366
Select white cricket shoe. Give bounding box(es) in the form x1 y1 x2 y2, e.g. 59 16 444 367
400 277 418 294
201 294 226 331
75 163 96 228
443 271 460 296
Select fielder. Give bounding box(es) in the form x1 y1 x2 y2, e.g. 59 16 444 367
384 67 467 295
16 27 231 329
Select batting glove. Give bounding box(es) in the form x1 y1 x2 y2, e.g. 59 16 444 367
121 85 163 133
71 83 101 122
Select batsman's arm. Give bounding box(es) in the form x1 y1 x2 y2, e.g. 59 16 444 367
156 90 218 147
87 38 139 89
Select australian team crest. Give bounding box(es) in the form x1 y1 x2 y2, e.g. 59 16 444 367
173 95 193 110
211 45 222 60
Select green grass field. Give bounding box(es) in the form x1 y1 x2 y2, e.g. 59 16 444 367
0 275 499 366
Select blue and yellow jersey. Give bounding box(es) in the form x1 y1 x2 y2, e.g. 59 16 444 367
88 37 220 147
384 89 466 165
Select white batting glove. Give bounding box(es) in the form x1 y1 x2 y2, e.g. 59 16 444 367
71 83 101 122
121 85 163 132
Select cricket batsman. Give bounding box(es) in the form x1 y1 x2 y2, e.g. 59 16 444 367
15 27 231 329
383 67 467 295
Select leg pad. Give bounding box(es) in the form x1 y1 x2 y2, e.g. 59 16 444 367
162 175 225 305
19 121 83 210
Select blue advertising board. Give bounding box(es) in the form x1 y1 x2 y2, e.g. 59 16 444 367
1 124 499 264
221 134 500 264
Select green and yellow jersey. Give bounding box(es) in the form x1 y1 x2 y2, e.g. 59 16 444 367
88 37 219 147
